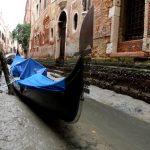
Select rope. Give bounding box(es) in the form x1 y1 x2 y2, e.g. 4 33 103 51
0 78 15 92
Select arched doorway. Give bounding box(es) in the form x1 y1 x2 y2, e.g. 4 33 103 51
58 11 67 64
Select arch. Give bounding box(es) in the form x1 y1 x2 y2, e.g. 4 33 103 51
58 11 67 63
73 13 78 31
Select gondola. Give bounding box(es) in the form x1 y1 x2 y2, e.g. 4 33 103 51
10 6 94 123
10 54 84 122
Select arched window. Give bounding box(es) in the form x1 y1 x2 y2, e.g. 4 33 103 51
50 28 53 39
73 13 78 30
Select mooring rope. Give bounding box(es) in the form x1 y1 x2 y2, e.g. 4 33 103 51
0 78 15 92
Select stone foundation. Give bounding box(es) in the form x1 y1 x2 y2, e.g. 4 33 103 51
38 57 150 103
90 63 150 103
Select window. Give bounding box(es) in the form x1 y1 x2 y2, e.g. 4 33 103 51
73 13 78 30
37 34 39 46
39 0 41 14
50 28 54 39
44 0 47 9
82 0 91 11
42 34 45 44
34 36 36 48
36 4 39 18
124 0 144 41
2 33 5 42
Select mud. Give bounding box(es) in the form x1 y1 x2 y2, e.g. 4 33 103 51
0 73 111 150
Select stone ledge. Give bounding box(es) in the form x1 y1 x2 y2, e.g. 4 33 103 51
109 52 150 58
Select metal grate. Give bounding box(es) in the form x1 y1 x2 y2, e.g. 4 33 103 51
82 0 91 11
125 0 144 40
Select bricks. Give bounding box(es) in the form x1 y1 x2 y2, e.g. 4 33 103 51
26 0 150 58
110 52 149 58
118 40 143 52
92 0 112 39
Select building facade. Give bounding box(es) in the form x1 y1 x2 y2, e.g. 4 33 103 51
27 0 150 59
28 0 88 59
0 14 13 54
24 0 32 24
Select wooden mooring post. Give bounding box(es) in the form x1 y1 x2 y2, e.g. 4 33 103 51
0 48 14 94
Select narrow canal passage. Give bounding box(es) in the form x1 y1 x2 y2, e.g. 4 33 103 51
0 62 109 150
0 92 111 150
1 74 150 150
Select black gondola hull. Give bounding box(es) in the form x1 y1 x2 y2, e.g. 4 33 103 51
11 6 94 123
12 57 84 122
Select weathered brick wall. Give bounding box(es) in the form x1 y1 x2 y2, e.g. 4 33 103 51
92 38 109 58
118 40 143 52
29 0 150 59
30 2 53 58
29 0 113 59
92 0 112 38
30 0 85 58
65 0 84 57
91 0 112 58
24 0 32 23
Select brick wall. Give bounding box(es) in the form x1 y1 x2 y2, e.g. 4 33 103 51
147 2 150 38
91 0 112 57
29 0 85 58
29 0 150 59
118 40 143 52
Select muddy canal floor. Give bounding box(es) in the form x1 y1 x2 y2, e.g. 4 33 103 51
0 93 112 150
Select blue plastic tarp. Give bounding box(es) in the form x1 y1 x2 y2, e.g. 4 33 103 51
17 73 65 91
11 55 26 67
11 56 47 78
11 55 65 92
19 58 47 79
10 55 26 77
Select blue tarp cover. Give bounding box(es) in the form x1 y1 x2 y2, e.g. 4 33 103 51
19 58 47 79
10 56 27 77
11 55 25 67
11 55 65 92
11 56 47 78
17 73 65 91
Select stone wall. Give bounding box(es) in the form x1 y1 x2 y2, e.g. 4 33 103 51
92 0 112 57
90 62 150 103
38 57 150 103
